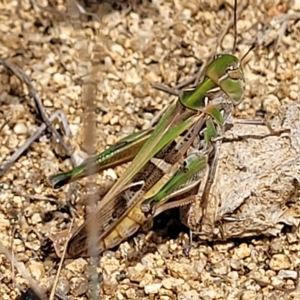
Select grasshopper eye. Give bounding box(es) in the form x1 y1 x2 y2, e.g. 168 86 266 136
226 62 243 82
226 63 237 71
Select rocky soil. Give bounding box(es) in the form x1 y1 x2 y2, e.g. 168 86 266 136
0 0 300 299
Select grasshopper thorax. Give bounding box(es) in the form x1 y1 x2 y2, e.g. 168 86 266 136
206 54 245 106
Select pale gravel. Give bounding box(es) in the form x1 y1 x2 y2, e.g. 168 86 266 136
0 0 300 299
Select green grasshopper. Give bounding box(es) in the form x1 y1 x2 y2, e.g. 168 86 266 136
49 53 246 258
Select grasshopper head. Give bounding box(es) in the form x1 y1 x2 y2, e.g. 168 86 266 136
206 54 245 105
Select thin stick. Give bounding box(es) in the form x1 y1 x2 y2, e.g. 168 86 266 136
70 0 100 295
251 266 300 293
49 220 74 300
153 52 217 96
193 54 215 86
11 227 16 288
217 129 290 143
148 104 170 128
16 193 61 204
174 54 212 90
152 83 179 96
0 59 75 172
0 111 66 176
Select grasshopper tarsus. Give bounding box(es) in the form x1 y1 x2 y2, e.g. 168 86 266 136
183 244 192 257
182 229 194 257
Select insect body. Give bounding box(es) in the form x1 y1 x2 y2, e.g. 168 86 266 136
49 54 246 258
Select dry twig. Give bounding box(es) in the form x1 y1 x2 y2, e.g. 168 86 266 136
0 60 75 176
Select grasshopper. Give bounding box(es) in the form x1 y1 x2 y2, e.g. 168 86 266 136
49 53 246 258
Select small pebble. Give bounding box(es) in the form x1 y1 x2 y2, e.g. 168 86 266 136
178 290 200 300
65 258 88 274
57 277 70 295
13 123 28 135
277 269 298 279
28 262 45 281
69 276 89 297
269 254 291 270
30 212 42 225
144 282 162 294
234 243 251 259
127 263 147 282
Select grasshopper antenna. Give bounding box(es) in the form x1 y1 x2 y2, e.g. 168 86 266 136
240 43 256 65
232 0 237 54
232 0 255 66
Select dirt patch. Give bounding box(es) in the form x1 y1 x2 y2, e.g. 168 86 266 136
0 0 300 299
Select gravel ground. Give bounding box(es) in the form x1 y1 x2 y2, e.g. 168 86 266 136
0 0 300 299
